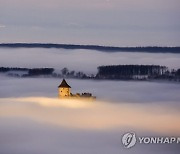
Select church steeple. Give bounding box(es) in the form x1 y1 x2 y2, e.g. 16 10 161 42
58 79 71 88
58 79 71 98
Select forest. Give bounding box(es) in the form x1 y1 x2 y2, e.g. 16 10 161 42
0 67 54 76
97 65 168 79
0 65 180 81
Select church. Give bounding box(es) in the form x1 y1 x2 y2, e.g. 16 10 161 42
58 79 96 100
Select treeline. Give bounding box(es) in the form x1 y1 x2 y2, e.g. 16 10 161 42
97 65 180 80
52 68 93 79
0 67 28 72
0 67 90 78
28 68 54 76
0 43 180 53
0 67 54 77
0 65 180 81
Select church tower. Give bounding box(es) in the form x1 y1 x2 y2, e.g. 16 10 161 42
58 79 71 98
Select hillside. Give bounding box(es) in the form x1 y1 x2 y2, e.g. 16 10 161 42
0 43 180 53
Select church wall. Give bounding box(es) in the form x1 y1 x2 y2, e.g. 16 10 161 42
58 87 70 98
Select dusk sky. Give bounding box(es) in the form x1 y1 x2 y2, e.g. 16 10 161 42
0 0 180 46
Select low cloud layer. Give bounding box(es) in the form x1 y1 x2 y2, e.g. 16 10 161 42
1 77 180 104
0 76 180 153
1 97 180 134
0 48 180 74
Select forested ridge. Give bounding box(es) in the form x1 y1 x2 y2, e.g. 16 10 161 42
0 43 180 53
97 65 180 80
0 65 180 81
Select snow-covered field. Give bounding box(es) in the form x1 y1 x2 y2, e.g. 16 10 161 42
0 77 180 154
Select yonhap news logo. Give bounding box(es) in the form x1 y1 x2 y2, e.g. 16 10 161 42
122 132 180 149
122 132 137 148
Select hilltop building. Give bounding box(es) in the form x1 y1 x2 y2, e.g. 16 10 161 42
58 79 71 98
58 79 96 100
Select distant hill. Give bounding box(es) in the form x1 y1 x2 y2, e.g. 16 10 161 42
0 43 180 53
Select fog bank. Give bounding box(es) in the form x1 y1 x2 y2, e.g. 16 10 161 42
0 76 180 154
0 48 180 74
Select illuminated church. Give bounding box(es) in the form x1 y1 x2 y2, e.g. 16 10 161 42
58 79 71 98
58 79 96 99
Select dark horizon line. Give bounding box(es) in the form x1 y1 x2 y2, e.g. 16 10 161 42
0 43 180 53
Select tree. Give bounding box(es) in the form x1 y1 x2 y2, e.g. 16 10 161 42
61 68 69 76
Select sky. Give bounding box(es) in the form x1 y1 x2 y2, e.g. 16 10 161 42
0 0 180 46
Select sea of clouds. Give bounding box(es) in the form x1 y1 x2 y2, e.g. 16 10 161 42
0 48 180 153
0 76 180 154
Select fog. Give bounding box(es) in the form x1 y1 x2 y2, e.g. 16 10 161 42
0 47 180 154
1 0 180 152
1 77 180 104
0 48 180 74
0 76 180 154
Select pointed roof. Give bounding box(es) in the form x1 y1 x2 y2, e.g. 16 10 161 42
58 79 71 88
